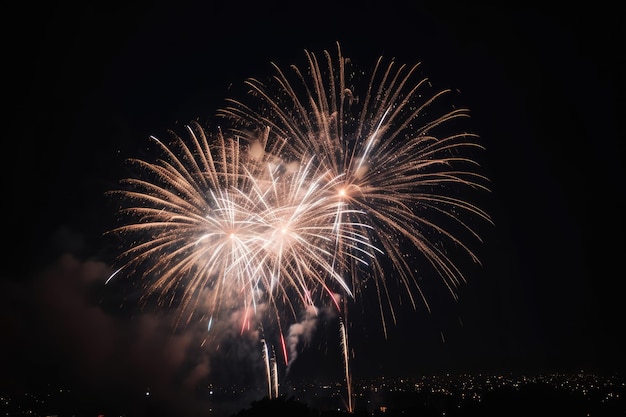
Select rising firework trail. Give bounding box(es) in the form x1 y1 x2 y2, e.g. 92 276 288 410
261 339 280 398
261 339 272 398
107 41 492 411
340 318 352 413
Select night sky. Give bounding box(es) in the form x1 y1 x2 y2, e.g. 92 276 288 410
4 1 624 416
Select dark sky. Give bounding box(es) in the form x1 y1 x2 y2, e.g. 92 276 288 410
4 1 624 416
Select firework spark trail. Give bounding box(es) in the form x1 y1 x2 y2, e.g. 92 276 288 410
261 339 272 398
340 319 352 413
218 41 493 336
271 351 279 399
261 339 280 398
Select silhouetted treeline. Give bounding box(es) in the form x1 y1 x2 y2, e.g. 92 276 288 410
231 396 315 417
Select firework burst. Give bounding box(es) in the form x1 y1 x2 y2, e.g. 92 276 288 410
107 42 492 404
106 120 376 333
218 41 493 336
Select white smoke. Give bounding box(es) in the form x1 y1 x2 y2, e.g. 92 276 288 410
285 293 342 375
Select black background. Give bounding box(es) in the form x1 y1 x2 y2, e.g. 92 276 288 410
4 0 624 414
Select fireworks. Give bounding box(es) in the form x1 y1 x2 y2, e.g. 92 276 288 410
218 41 492 335
106 124 368 331
106 42 492 402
